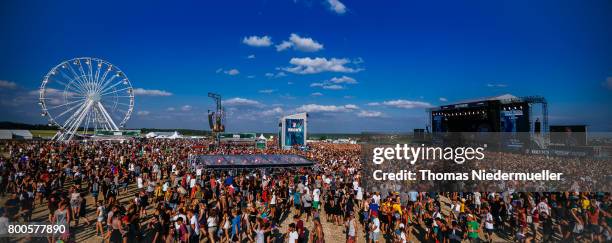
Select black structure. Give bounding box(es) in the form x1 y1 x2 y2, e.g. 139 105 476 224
207 92 225 134
429 94 548 133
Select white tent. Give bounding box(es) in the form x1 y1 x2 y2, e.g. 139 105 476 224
12 130 33 139
0 130 12 140
145 131 182 139
0 130 33 140
168 131 182 139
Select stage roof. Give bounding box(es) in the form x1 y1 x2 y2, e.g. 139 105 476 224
193 154 314 169
448 94 518 105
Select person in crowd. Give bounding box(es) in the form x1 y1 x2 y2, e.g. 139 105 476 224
286 223 299 243
369 211 381 243
345 211 357 243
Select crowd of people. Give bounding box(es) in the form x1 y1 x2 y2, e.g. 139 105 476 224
481 152 611 192
0 138 610 243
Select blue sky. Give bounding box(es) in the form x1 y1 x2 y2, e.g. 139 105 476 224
0 0 611 132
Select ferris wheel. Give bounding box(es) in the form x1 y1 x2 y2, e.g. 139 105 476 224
39 57 135 141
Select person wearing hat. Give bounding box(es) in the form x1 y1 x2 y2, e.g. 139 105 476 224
369 211 381 243
466 214 481 243
398 223 407 243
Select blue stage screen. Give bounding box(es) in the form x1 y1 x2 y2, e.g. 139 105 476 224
284 118 305 146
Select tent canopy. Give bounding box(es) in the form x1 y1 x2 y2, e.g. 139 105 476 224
0 130 33 139
193 154 314 169
146 131 182 139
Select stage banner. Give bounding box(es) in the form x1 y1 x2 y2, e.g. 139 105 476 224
284 118 305 147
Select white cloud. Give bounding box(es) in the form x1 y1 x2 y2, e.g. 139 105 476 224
343 95 354 99
287 81 294 85
344 104 359 109
260 107 284 116
133 88 173 96
247 75 256 79
259 89 276 94
296 104 358 113
439 97 448 102
224 69 240 76
276 41 293 51
181 105 193 111
32 88 78 105
310 82 344 90
265 72 286 78
247 54 256 59
323 84 344 90
242 35 273 47
329 76 357 84
311 92 323 96
137 110 150 116
276 34 324 52
29 88 64 97
224 97 263 107
605 77 612 90
311 76 357 90
310 83 323 87
357 110 383 118
283 57 362 74
367 102 381 106
166 107 176 111
327 0 346 14
0 80 17 89
381 100 432 109
486 83 507 88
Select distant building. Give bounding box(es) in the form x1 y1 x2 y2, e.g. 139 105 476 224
217 133 257 146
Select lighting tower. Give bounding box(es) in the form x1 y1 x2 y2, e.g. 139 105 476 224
207 92 225 136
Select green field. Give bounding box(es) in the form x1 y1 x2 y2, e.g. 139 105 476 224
30 130 57 138
29 130 94 138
